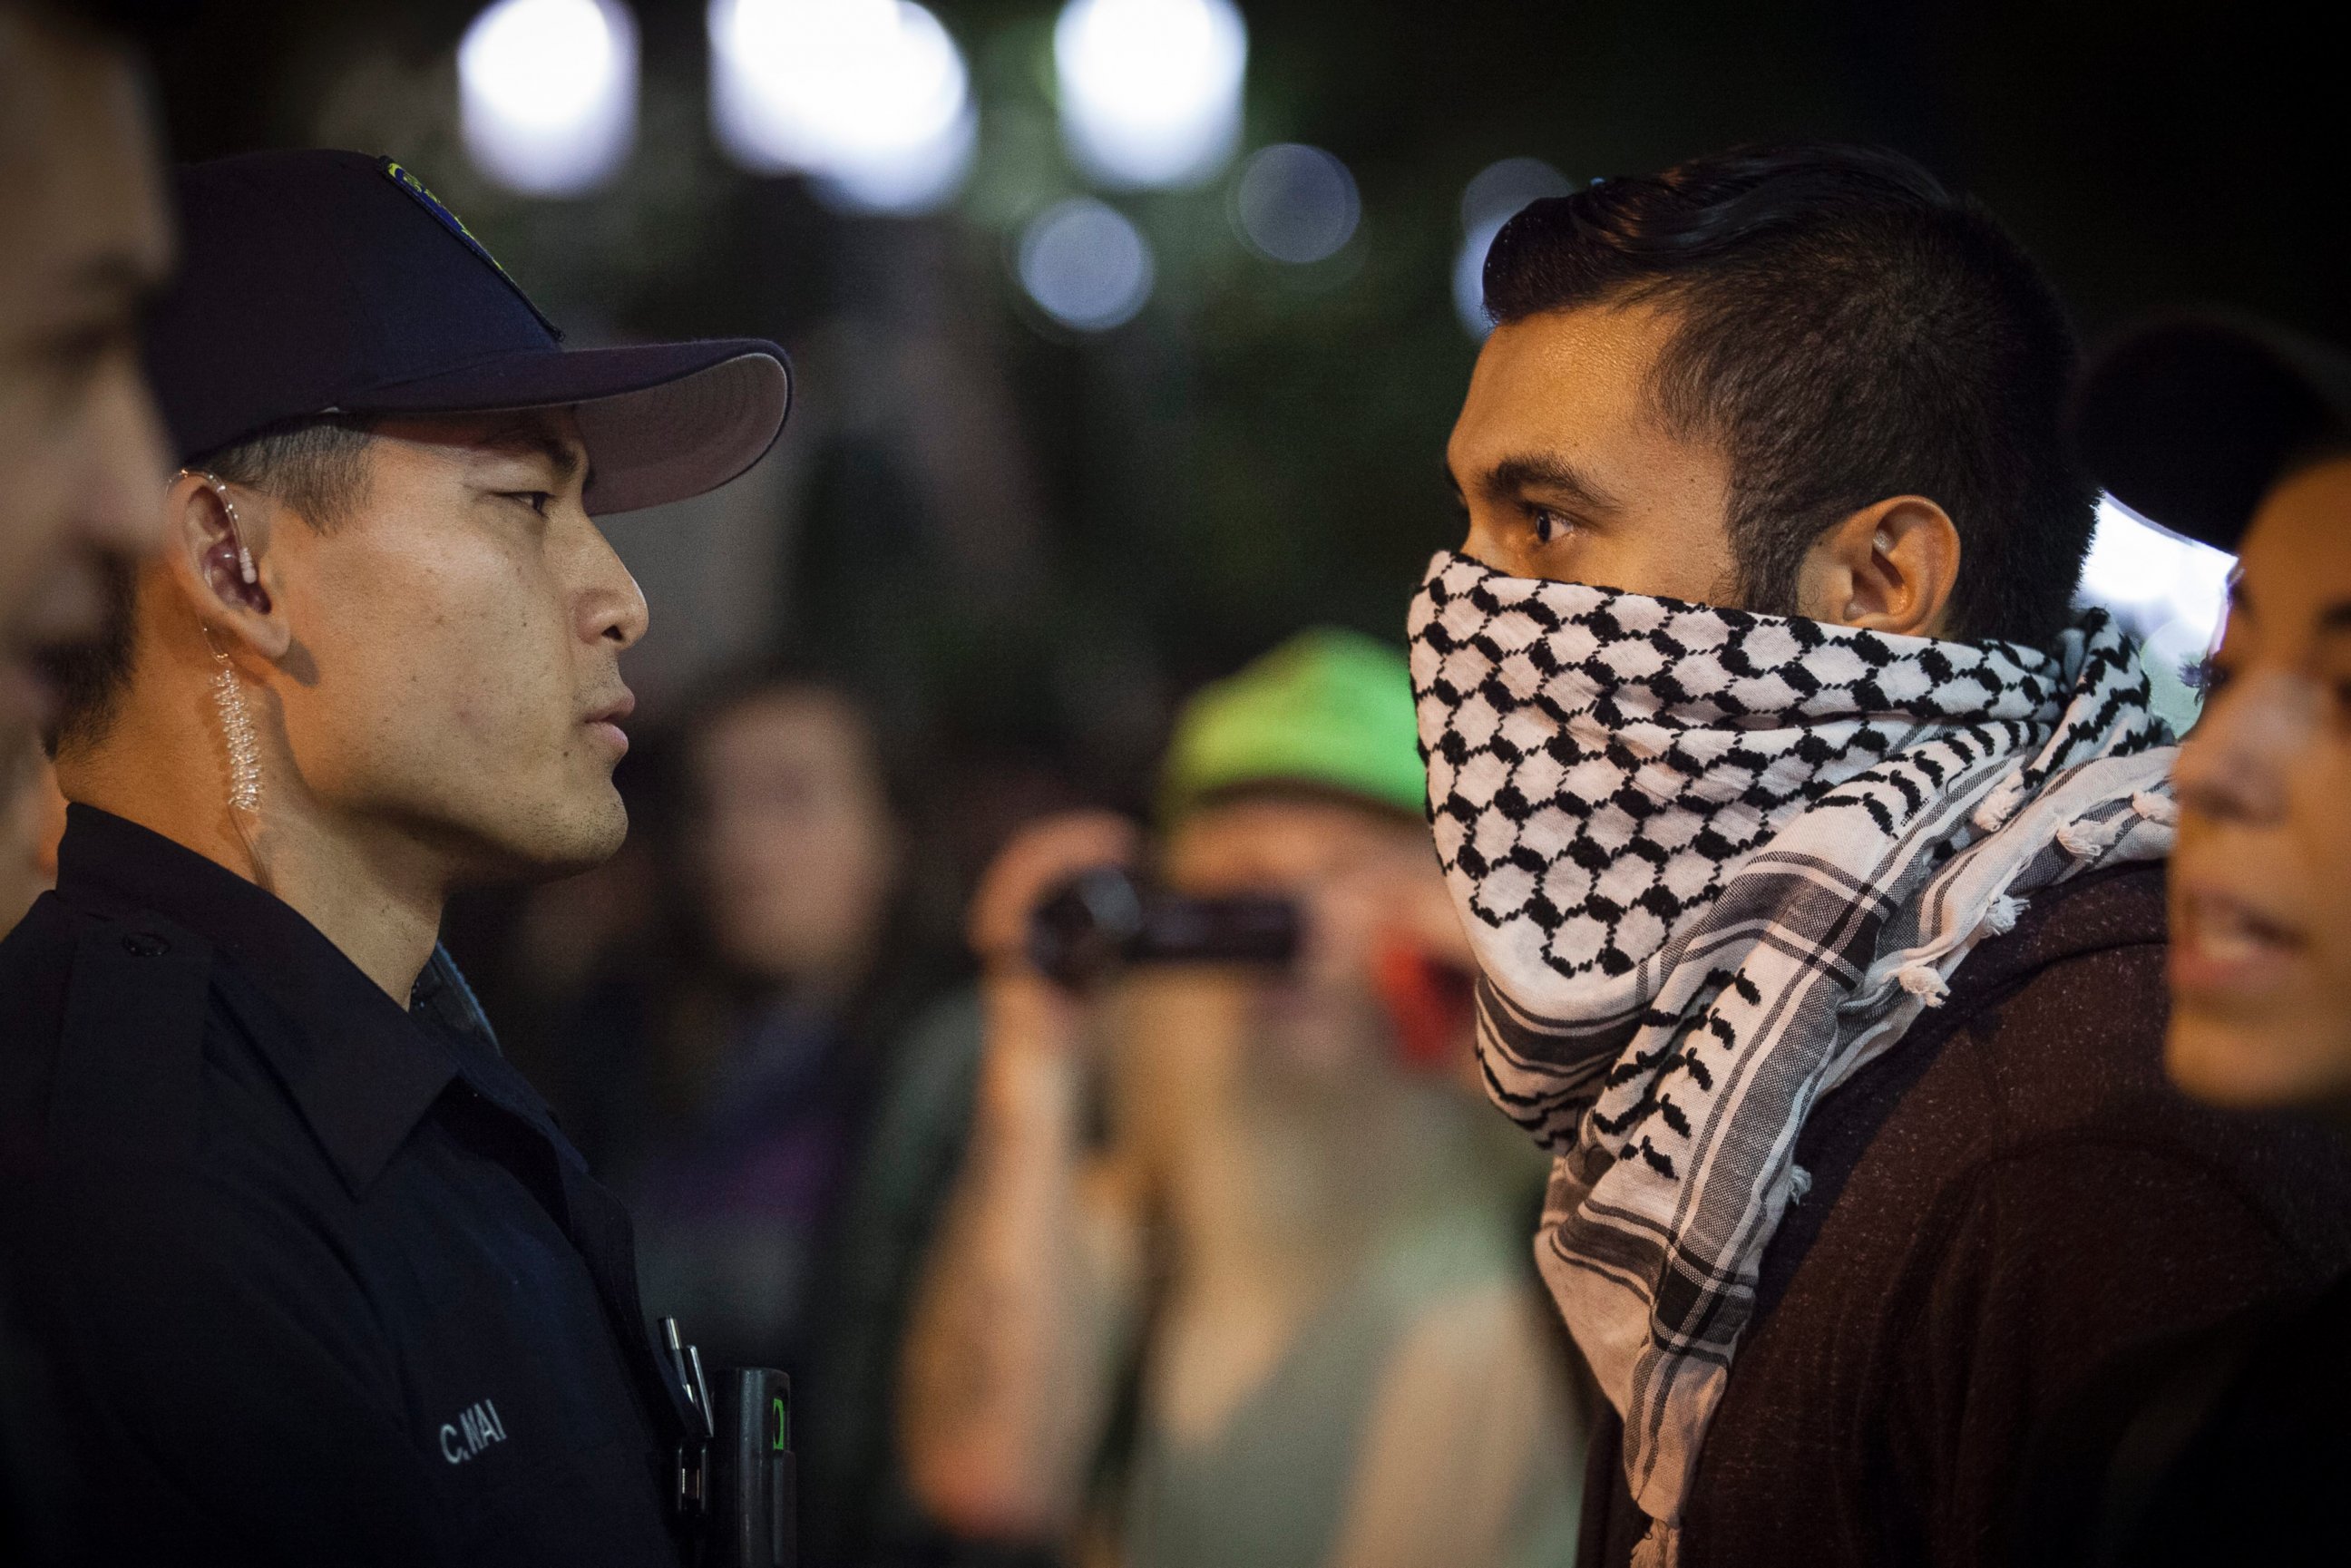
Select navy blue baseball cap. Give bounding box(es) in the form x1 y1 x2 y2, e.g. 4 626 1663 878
144 149 790 515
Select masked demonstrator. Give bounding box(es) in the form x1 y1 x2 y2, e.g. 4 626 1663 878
0 151 788 1566
1410 143 2351 1568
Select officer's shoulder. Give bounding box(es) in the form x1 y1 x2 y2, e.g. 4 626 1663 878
0 891 219 1160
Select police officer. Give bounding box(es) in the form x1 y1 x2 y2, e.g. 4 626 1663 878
0 149 789 1565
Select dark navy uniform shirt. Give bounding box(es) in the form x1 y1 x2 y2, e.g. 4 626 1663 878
0 806 690 1566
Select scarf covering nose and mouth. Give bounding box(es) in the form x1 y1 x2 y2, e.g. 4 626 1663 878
1407 550 2177 1568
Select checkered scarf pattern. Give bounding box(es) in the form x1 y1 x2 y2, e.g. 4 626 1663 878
1407 550 2177 1567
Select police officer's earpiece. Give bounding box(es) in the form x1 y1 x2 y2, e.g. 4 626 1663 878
181 469 271 615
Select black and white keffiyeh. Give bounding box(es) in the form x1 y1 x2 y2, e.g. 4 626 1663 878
1406 550 2177 1567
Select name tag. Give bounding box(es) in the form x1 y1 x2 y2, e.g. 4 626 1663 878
439 1398 508 1465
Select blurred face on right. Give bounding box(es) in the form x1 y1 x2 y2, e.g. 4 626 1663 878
2169 455 2351 1111
0 6 171 730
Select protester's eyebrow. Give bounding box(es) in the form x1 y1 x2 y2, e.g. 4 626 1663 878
1480 453 1622 513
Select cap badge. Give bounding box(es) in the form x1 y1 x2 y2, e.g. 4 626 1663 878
378 158 562 342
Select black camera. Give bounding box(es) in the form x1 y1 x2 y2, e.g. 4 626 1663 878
1025 866 1301 988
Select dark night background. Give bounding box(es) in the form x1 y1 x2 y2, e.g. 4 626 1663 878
122 0 2348 831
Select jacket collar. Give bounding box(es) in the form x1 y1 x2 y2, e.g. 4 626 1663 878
54 803 463 1195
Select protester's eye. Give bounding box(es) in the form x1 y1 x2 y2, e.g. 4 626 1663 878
1529 507 1569 545
503 491 553 517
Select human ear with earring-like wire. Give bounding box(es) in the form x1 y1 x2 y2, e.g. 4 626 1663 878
183 470 266 822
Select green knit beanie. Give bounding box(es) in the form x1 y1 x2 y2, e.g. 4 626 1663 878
1159 628 1426 823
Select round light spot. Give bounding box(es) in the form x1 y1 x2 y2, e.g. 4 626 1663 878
1232 142 1360 265
1018 198 1156 332
709 0 974 214
1054 0 1248 189
1460 156 1575 235
459 0 639 196
1452 157 1574 336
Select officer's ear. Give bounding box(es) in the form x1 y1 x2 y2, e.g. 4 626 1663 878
164 471 292 662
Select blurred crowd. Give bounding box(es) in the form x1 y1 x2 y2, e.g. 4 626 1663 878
415 633 1585 1568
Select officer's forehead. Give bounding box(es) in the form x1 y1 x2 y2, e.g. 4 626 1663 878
369 411 590 484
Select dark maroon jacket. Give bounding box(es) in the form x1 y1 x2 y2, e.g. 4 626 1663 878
1575 862 2351 1568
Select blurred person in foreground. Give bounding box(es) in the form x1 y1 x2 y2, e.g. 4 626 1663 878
0 0 171 736
902 629 1587 1568
0 5 171 1560
0 146 790 1566
1411 141 2351 1568
2008 318 2351 1565
2 735 66 930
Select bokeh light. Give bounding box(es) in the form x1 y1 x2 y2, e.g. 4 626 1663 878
1017 198 1156 331
1054 0 1247 190
709 0 974 215
2077 495 2236 728
1452 156 1574 336
2079 495 2235 642
1231 143 1360 265
459 0 639 197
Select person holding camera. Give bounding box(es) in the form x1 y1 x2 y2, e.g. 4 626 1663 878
900 628 1586 1568
0 149 788 1565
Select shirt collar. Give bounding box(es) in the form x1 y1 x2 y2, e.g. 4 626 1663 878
54 803 463 1194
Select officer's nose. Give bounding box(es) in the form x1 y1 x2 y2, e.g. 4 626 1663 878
576 519 649 654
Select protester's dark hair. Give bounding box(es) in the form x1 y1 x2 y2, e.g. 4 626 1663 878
1482 141 2092 647
40 415 376 756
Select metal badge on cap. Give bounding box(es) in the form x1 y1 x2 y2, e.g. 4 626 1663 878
378 157 563 341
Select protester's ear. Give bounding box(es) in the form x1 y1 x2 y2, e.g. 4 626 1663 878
1799 496 1962 638
162 472 292 662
